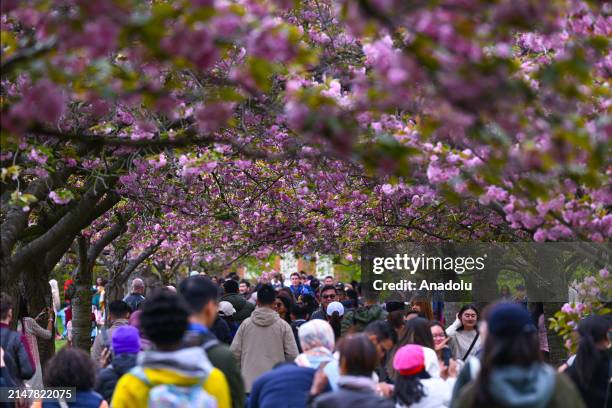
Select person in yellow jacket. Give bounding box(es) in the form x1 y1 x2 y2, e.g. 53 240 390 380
112 289 231 408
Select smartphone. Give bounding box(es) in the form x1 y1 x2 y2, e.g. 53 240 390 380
442 347 451 367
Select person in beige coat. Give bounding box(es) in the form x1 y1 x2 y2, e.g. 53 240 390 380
230 284 298 392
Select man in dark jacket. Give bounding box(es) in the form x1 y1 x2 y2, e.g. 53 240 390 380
310 285 338 320
290 303 310 353
220 279 254 324
249 363 318 408
0 292 34 385
123 278 146 312
95 325 140 402
180 276 245 408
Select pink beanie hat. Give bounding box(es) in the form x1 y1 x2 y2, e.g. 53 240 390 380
393 344 426 376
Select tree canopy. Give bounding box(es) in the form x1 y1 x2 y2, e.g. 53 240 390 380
1 0 610 283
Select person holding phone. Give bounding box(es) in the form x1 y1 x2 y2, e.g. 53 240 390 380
430 321 455 371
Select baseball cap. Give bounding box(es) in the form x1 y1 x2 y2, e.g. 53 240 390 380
218 301 236 316
326 301 345 317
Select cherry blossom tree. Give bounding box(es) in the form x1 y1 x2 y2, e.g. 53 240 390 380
1 0 609 362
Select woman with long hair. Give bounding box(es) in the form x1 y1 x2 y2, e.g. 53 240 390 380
446 304 481 361
274 294 292 324
566 315 611 408
454 303 585 408
17 296 54 388
430 320 454 371
388 317 437 382
410 296 434 321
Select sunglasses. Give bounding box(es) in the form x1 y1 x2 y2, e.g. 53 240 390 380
322 294 336 299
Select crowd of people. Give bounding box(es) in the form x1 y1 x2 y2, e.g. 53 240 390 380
0 271 610 408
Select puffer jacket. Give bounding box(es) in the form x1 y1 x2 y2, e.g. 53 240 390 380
230 307 298 391
95 353 137 402
220 293 255 324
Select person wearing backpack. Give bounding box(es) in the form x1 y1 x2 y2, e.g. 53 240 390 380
111 289 231 408
180 276 245 408
0 292 34 386
95 325 140 402
91 300 130 366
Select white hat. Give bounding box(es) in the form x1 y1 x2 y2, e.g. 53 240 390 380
218 301 236 317
326 301 345 317
190 271 199 276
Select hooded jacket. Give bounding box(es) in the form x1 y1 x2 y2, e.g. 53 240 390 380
230 306 299 391
453 363 585 408
111 346 230 408
184 323 245 408
312 375 394 408
220 292 255 324
95 353 138 402
340 304 387 336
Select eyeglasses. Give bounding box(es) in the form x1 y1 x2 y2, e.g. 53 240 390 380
322 294 336 299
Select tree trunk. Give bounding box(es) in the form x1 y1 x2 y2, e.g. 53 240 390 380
72 236 93 351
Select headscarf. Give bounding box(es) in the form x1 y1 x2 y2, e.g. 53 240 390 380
295 319 335 368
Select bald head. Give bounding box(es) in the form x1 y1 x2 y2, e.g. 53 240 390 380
132 278 145 293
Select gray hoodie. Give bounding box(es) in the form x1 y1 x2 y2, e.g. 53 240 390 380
230 307 298 391
138 346 214 381
488 364 555 408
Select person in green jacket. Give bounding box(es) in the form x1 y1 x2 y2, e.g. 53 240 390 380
180 276 245 408
453 303 585 408
340 295 387 337
220 279 255 324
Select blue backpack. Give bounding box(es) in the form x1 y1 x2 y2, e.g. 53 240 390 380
130 366 217 408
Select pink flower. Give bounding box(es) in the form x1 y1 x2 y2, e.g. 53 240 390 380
248 23 297 63
599 268 609 279
49 191 71 205
533 228 547 242
380 184 395 195
83 17 119 58
195 103 235 133
164 26 218 70
9 80 65 127
561 303 574 314
28 149 48 165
